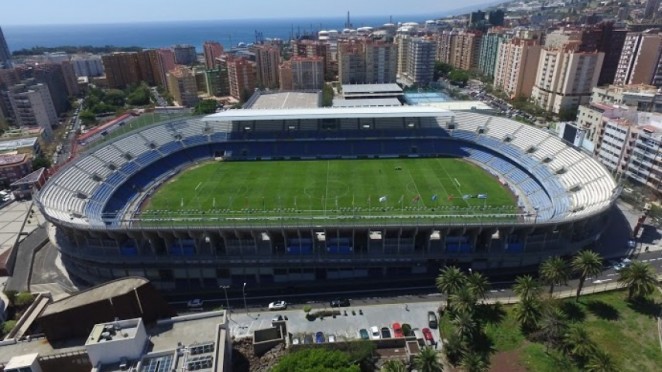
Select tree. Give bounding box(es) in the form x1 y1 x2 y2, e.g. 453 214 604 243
448 69 470 87
32 156 51 170
513 275 541 301
322 83 334 107
538 305 568 351
459 351 489 372
79 109 97 125
436 266 467 310
513 296 542 332
380 360 407 372
585 348 618 372
571 250 603 301
413 347 443 372
617 261 658 300
433 61 453 80
563 325 595 364
452 310 477 341
126 84 151 106
450 286 478 316
466 271 490 301
273 349 359 372
443 333 466 366
194 99 219 115
540 256 570 297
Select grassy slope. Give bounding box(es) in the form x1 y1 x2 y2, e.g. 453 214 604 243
142 158 517 219
484 290 662 371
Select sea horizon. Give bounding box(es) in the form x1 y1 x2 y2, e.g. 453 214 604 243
1 8 487 52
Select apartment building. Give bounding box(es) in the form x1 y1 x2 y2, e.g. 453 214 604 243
279 56 324 90
166 66 199 107
478 28 510 78
614 30 662 87
227 57 256 100
255 45 281 89
203 41 223 69
8 79 58 137
493 37 541 98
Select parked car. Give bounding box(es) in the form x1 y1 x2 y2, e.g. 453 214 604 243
328 334 336 343
427 311 438 329
381 327 392 339
392 322 404 338
359 328 369 340
330 299 350 307
402 323 413 337
315 331 325 343
272 315 284 322
303 334 313 344
370 326 381 340
187 299 203 308
268 300 287 310
422 328 434 345
292 337 300 345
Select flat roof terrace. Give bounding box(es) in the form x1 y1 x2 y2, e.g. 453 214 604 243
250 92 320 110
203 106 452 122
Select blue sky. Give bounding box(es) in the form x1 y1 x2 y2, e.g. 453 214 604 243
0 0 494 25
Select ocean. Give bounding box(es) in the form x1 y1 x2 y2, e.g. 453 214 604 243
3 16 435 52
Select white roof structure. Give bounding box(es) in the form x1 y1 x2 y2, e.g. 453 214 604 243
0 137 38 153
342 83 403 95
332 98 402 108
203 106 452 122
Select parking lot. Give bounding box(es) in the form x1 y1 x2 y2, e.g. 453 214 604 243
228 301 440 346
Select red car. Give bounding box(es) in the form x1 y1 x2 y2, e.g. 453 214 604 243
392 322 404 338
422 328 434 344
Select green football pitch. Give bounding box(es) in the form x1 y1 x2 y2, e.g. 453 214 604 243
139 158 520 225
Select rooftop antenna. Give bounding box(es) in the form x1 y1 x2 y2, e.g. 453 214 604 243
345 11 352 29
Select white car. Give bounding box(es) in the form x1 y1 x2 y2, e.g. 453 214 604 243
328 334 336 343
268 300 287 310
370 326 381 340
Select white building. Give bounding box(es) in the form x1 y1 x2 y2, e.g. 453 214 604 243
8 80 58 138
71 55 105 77
85 318 148 367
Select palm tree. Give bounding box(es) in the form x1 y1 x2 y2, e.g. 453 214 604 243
443 333 466 366
539 256 570 297
563 325 595 361
513 296 542 332
459 351 489 372
436 266 467 309
451 310 477 341
538 305 568 350
571 250 603 301
585 348 618 372
449 286 477 315
617 261 658 300
381 360 408 372
513 275 541 301
413 346 443 372
467 271 490 301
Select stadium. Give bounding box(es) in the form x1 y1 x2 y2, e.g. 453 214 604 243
36 106 619 290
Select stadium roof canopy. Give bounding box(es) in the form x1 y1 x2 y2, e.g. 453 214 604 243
203 106 452 122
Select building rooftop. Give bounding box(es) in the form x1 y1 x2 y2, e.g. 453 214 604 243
204 106 452 122
11 167 45 187
342 83 403 95
0 137 38 153
250 92 320 110
85 318 141 346
4 353 39 369
40 277 149 317
415 101 494 111
0 154 26 166
332 98 402 107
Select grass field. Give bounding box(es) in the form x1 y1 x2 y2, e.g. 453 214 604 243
140 158 518 224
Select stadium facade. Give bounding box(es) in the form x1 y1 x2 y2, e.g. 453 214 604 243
37 107 618 290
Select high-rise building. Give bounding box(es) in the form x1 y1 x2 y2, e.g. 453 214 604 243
137 49 168 87
488 10 505 26
493 37 541 99
402 38 436 86
470 10 486 25
279 56 324 91
364 40 397 84
8 79 58 137
531 42 604 114
0 26 12 69
71 55 104 77
60 61 80 96
450 30 482 71
102 53 140 89
292 40 331 80
595 23 627 86
166 66 199 107
158 49 177 73
255 45 281 89
32 63 70 115
338 41 366 84
614 30 662 87
203 41 223 69
173 45 197 65
396 34 412 77
478 28 510 78
644 0 661 19
227 57 256 100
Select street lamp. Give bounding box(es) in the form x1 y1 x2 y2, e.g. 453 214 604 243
220 285 230 318
242 282 248 315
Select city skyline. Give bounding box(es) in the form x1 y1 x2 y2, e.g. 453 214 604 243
0 0 498 25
